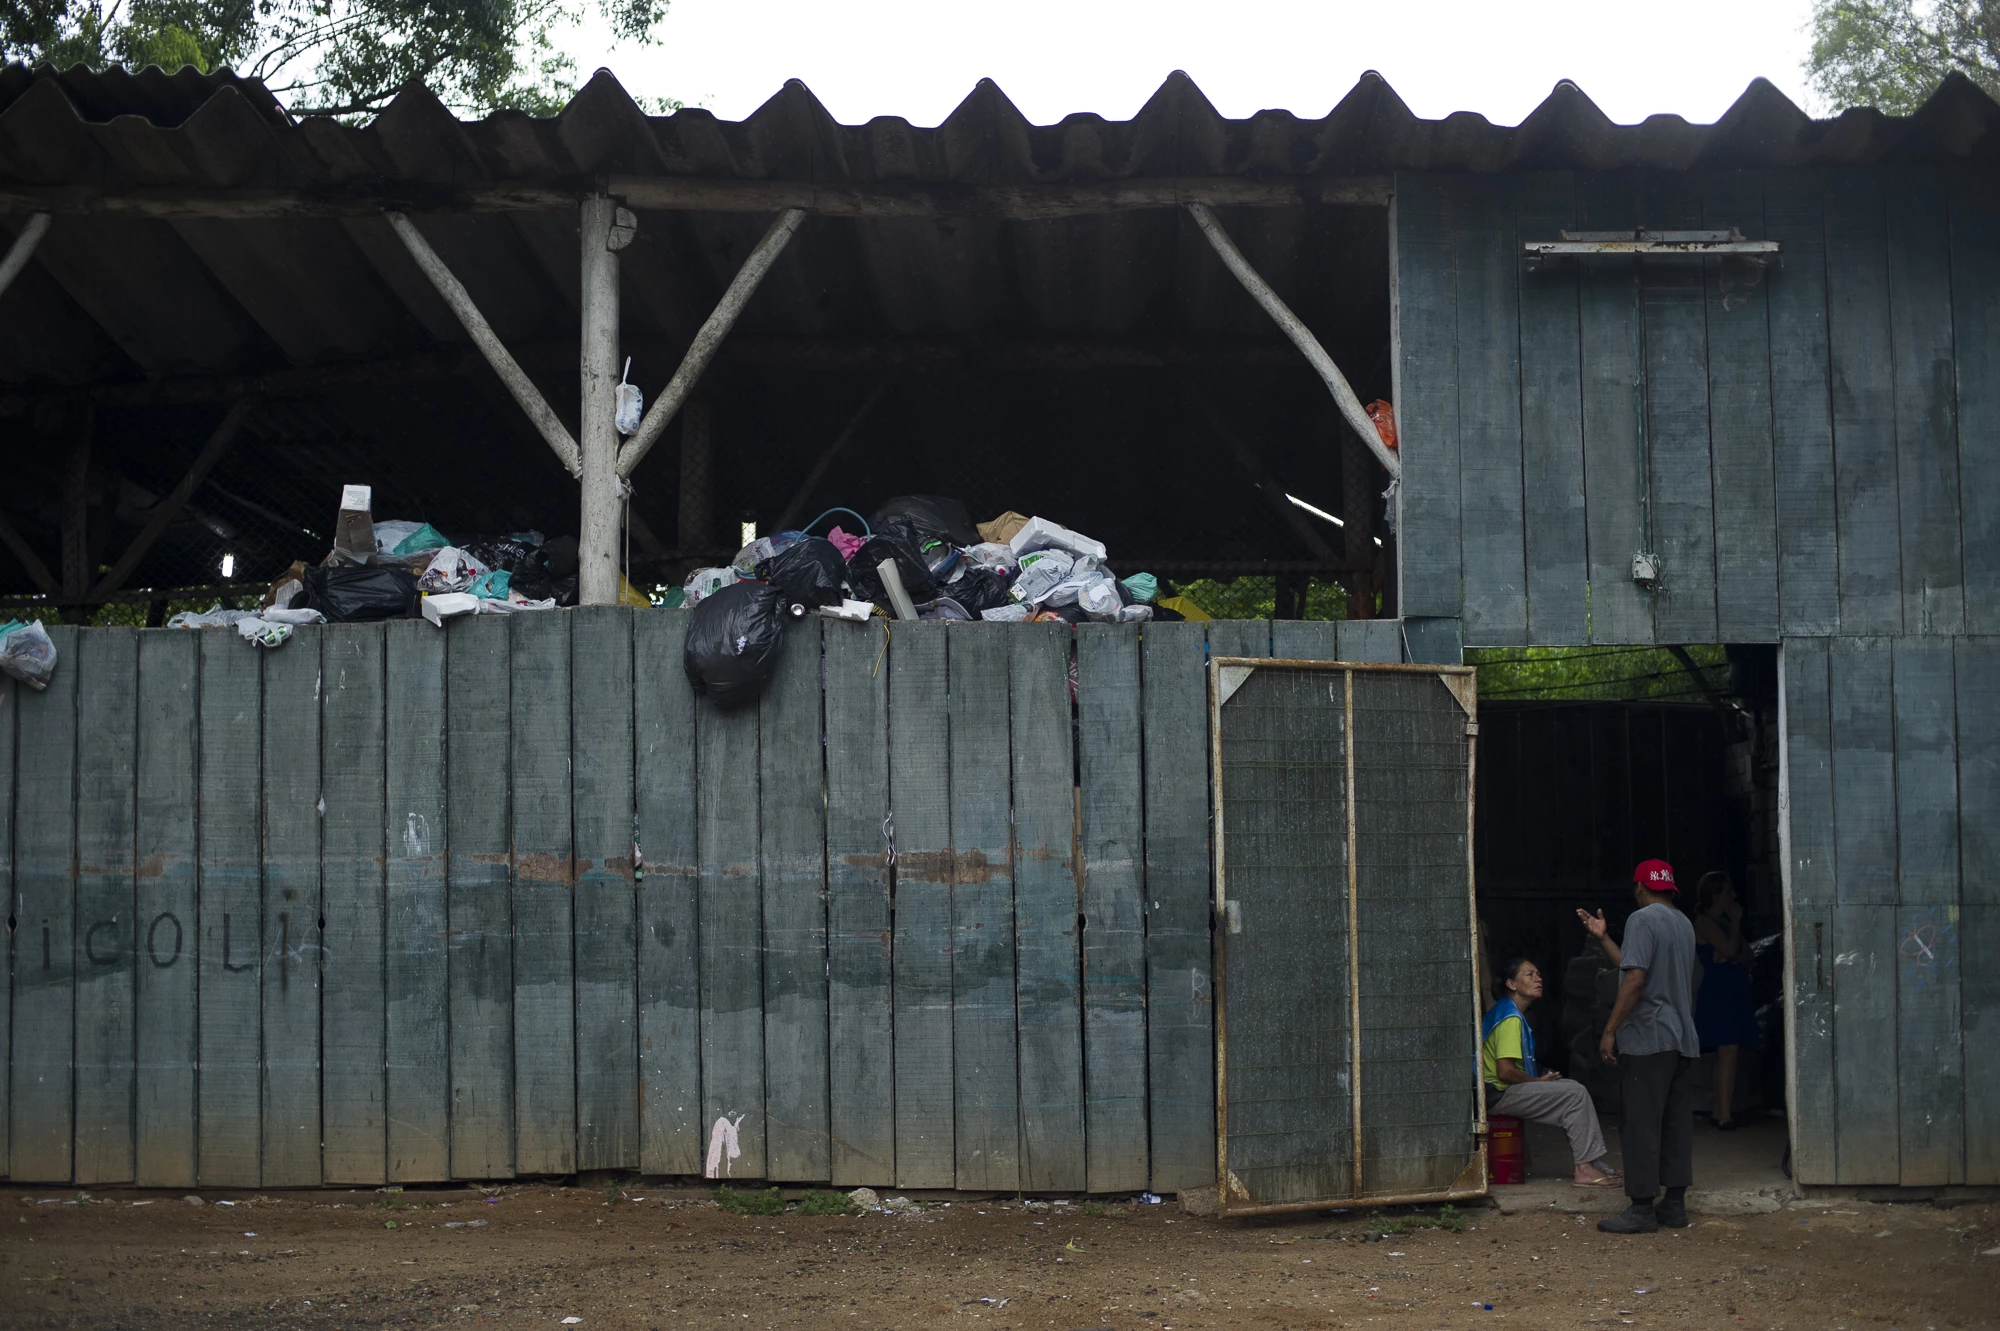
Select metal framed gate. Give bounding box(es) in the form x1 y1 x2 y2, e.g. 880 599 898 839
1210 658 1485 1216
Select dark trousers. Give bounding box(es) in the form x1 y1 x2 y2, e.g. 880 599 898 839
1619 1051 1694 1200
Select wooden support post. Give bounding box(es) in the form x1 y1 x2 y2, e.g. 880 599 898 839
578 194 623 606
678 401 713 556
0 212 51 301
772 371 900 533
91 401 253 600
384 211 581 477
1184 201 1399 479
0 509 57 595
617 208 807 479
1342 430 1377 619
61 403 93 603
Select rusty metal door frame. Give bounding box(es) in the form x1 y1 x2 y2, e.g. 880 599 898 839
1210 657 1487 1217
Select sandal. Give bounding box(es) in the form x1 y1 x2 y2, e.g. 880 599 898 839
1571 1173 1622 1188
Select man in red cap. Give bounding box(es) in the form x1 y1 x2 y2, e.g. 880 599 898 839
1575 858 1701 1234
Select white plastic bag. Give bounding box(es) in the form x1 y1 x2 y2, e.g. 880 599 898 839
1008 548 1074 605
235 617 292 649
167 605 258 630
417 546 489 593
616 358 644 435
683 566 740 607
979 603 1030 622
0 620 57 690
1042 556 1106 608
962 542 1019 578
1007 516 1107 562
1117 604 1155 624
1077 577 1122 622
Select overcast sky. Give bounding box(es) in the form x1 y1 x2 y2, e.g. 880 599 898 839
560 0 1826 127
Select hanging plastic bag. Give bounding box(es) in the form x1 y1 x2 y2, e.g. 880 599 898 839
0 620 57 690
757 536 848 609
683 582 787 711
295 565 420 623
615 358 644 435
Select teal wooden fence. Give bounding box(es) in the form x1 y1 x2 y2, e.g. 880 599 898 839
0 612 1400 1190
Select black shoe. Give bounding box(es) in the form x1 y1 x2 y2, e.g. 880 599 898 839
1654 1199 1689 1228
1597 1204 1660 1235
1714 1119 1738 1133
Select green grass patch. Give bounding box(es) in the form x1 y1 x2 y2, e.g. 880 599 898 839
796 1190 860 1217
715 1186 784 1216
1369 1203 1466 1235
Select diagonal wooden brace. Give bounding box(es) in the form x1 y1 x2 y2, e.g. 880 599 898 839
1185 201 1400 479
617 207 808 479
385 211 582 477
91 399 254 599
0 212 51 301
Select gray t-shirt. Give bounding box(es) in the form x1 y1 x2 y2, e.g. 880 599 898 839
1616 902 1701 1057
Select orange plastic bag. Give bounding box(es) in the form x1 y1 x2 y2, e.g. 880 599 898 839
1365 399 1399 452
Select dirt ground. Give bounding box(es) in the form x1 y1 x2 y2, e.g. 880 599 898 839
3 1183 1996 1331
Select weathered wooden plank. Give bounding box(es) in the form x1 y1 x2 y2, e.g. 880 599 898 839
1204 619 1268 660
1455 175 1528 646
1014 619 1085 1194
1392 171 1463 619
384 619 448 1182
321 622 387 1185
134 630 198 1187
445 614 514 1179
259 632 323 1186
1961 902 2000 1185
73 627 137 1184
1951 173 2000 633
511 612 576 1176
10 624 77 1182
760 614 830 1182
572 606 638 1171
1764 172 1842 636
1885 166 1965 636
1269 619 1338 661
196 633 261 1187
1141 620 1214 1192
1780 639 1837 1185
1576 172 1654 644
1829 636 1895 908
1701 171 1781 643
1825 169 1904 636
1513 171 1589 645
1335 619 1401 664
1639 174 1719 644
1076 623 1147 1192
696 663 765 1181
1831 903 1899 1184
1890 637 1962 1184
0 671 12 1170
824 617 895 1186
635 607 702 1176
890 619 955 1188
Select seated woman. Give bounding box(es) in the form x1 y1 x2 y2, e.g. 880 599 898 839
1482 957 1621 1187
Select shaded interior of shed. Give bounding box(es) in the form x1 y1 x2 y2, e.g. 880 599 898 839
0 197 1395 618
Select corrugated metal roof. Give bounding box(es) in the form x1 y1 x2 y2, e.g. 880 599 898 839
1 64 1996 602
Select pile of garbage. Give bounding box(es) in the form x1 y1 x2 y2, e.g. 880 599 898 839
684 497 1181 711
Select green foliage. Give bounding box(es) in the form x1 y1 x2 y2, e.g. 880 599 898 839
795 1189 859 1217
2 0 678 119
1467 644 1729 703
1171 575 1350 622
1367 1203 1466 1235
1807 0 2000 113
714 1185 783 1216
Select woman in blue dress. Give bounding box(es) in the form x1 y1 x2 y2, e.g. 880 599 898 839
1692 871 1758 1130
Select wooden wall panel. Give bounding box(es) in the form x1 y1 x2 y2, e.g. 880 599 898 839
1455 176 1528 646
1513 172 1589 646
635 608 702 1177
1142 621 1216 1192
573 607 638 1171
1764 172 1842 637
824 618 894 1186
445 615 514 1179
384 620 449 1182
195 635 260 1187
1076 624 1147 1193
134 630 198 1187
1826 171 1904 637
1011 622 1084 1191
259 633 322 1187
72 628 136 1185
759 616 829 1182
1951 175 2000 634
1392 172 1462 619
320 622 387 1185
0 673 12 1169
1780 638 1837 1186
695 670 764 1181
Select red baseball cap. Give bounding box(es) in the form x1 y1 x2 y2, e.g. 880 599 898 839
1633 859 1678 891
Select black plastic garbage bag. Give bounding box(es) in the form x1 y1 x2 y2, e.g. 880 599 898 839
294 565 419 622
757 536 847 609
683 581 786 710
870 495 979 548
848 518 937 605
946 565 1014 613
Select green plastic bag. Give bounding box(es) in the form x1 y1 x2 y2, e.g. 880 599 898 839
1120 573 1158 604
392 522 450 556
